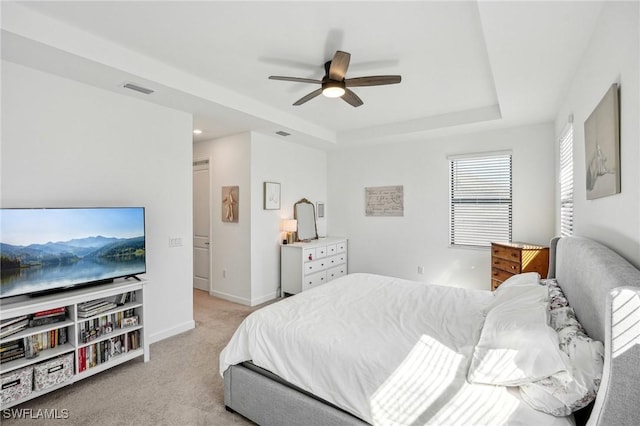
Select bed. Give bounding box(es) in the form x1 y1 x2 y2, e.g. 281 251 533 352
220 236 640 425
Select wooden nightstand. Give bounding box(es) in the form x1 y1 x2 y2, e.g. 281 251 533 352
491 242 549 291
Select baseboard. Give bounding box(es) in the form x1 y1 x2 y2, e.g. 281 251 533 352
251 291 279 306
148 319 195 344
210 289 251 306
210 290 279 307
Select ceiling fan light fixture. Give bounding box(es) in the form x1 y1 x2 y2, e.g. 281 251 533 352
322 81 346 98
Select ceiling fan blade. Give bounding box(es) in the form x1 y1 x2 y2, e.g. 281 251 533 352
345 75 402 87
329 51 351 81
342 89 363 107
293 88 323 106
269 76 322 84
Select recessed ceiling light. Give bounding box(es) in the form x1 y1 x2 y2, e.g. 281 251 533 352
275 131 291 137
193 129 203 135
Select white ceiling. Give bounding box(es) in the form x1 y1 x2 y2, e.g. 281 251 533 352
1 1 605 148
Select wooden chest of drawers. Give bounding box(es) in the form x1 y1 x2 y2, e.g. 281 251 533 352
491 242 549 291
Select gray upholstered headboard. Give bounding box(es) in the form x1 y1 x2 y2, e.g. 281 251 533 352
549 236 640 426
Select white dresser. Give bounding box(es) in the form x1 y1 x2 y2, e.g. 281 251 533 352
281 237 348 296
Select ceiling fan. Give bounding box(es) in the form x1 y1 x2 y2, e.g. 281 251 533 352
268 50 401 107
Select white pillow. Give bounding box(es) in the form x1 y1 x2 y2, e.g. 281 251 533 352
520 307 604 416
488 273 546 313
468 301 567 386
495 272 541 291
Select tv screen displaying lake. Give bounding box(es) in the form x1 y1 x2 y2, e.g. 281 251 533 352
0 207 146 299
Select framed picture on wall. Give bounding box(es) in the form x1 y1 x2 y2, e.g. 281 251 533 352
264 182 280 210
222 186 239 222
584 83 620 200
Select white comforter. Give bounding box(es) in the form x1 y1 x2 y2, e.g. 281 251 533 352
220 273 574 426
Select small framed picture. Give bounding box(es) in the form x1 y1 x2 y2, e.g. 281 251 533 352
317 202 325 218
264 182 281 210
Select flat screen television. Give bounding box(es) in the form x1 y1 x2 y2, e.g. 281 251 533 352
0 207 145 299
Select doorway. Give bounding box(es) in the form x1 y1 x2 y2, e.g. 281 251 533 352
193 158 210 292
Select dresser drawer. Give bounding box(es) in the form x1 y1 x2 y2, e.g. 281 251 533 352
303 248 316 262
302 271 326 290
491 279 502 291
491 245 520 261
336 242 347 253
326 265 347 281
304 258 330 275
492 257 521 274
326 244 337 256
491 267 514 283
326 253 346 268
316 245 328 259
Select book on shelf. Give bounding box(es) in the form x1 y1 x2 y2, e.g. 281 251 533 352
121 316 139 328
77 302 118 318
1 315 29 329
33 307 66 317
0 339 25 363
0 318 29 339
29 313 67 328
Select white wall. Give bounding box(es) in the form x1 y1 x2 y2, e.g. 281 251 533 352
194 132 327 306
1 61 195 343
555 1 640 267
193 133 252 304
250 133 327 304
328 123 555 290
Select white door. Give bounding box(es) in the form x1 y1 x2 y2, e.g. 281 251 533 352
193 159 210 291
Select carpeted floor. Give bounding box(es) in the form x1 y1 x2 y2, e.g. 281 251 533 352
2 290 265 425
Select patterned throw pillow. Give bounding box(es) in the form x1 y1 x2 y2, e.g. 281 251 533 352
519 279 604 416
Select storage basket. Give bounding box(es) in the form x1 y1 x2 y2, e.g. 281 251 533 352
33 353 74 391
1 366 33 404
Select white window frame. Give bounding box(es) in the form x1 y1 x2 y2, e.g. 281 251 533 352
449 151 513 248
559 122 574 236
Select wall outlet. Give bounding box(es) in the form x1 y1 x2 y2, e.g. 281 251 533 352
418 266 425 275
169 237 183 247
222 269 227 278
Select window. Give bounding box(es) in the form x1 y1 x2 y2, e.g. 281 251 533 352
449 153 512 247
559 124 574 236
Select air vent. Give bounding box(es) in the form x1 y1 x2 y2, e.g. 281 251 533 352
275 131 291 137
122 82 155 95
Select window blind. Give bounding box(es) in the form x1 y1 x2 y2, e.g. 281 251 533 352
559 124 574 236
450 153 512 247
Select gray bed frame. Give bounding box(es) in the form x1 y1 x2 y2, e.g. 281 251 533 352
224 236 640 425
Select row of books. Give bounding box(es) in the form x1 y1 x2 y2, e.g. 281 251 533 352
0 327 69 364
28 327 69 352
78 310 139 344
0 339 25 363
77 330 141 372
0 307 67 340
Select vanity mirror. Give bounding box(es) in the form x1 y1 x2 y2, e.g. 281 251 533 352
293 198 318 242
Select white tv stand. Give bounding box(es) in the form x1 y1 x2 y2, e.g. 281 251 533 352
0 279 148 408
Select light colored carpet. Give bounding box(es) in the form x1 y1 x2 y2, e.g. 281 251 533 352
2 290 264 425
